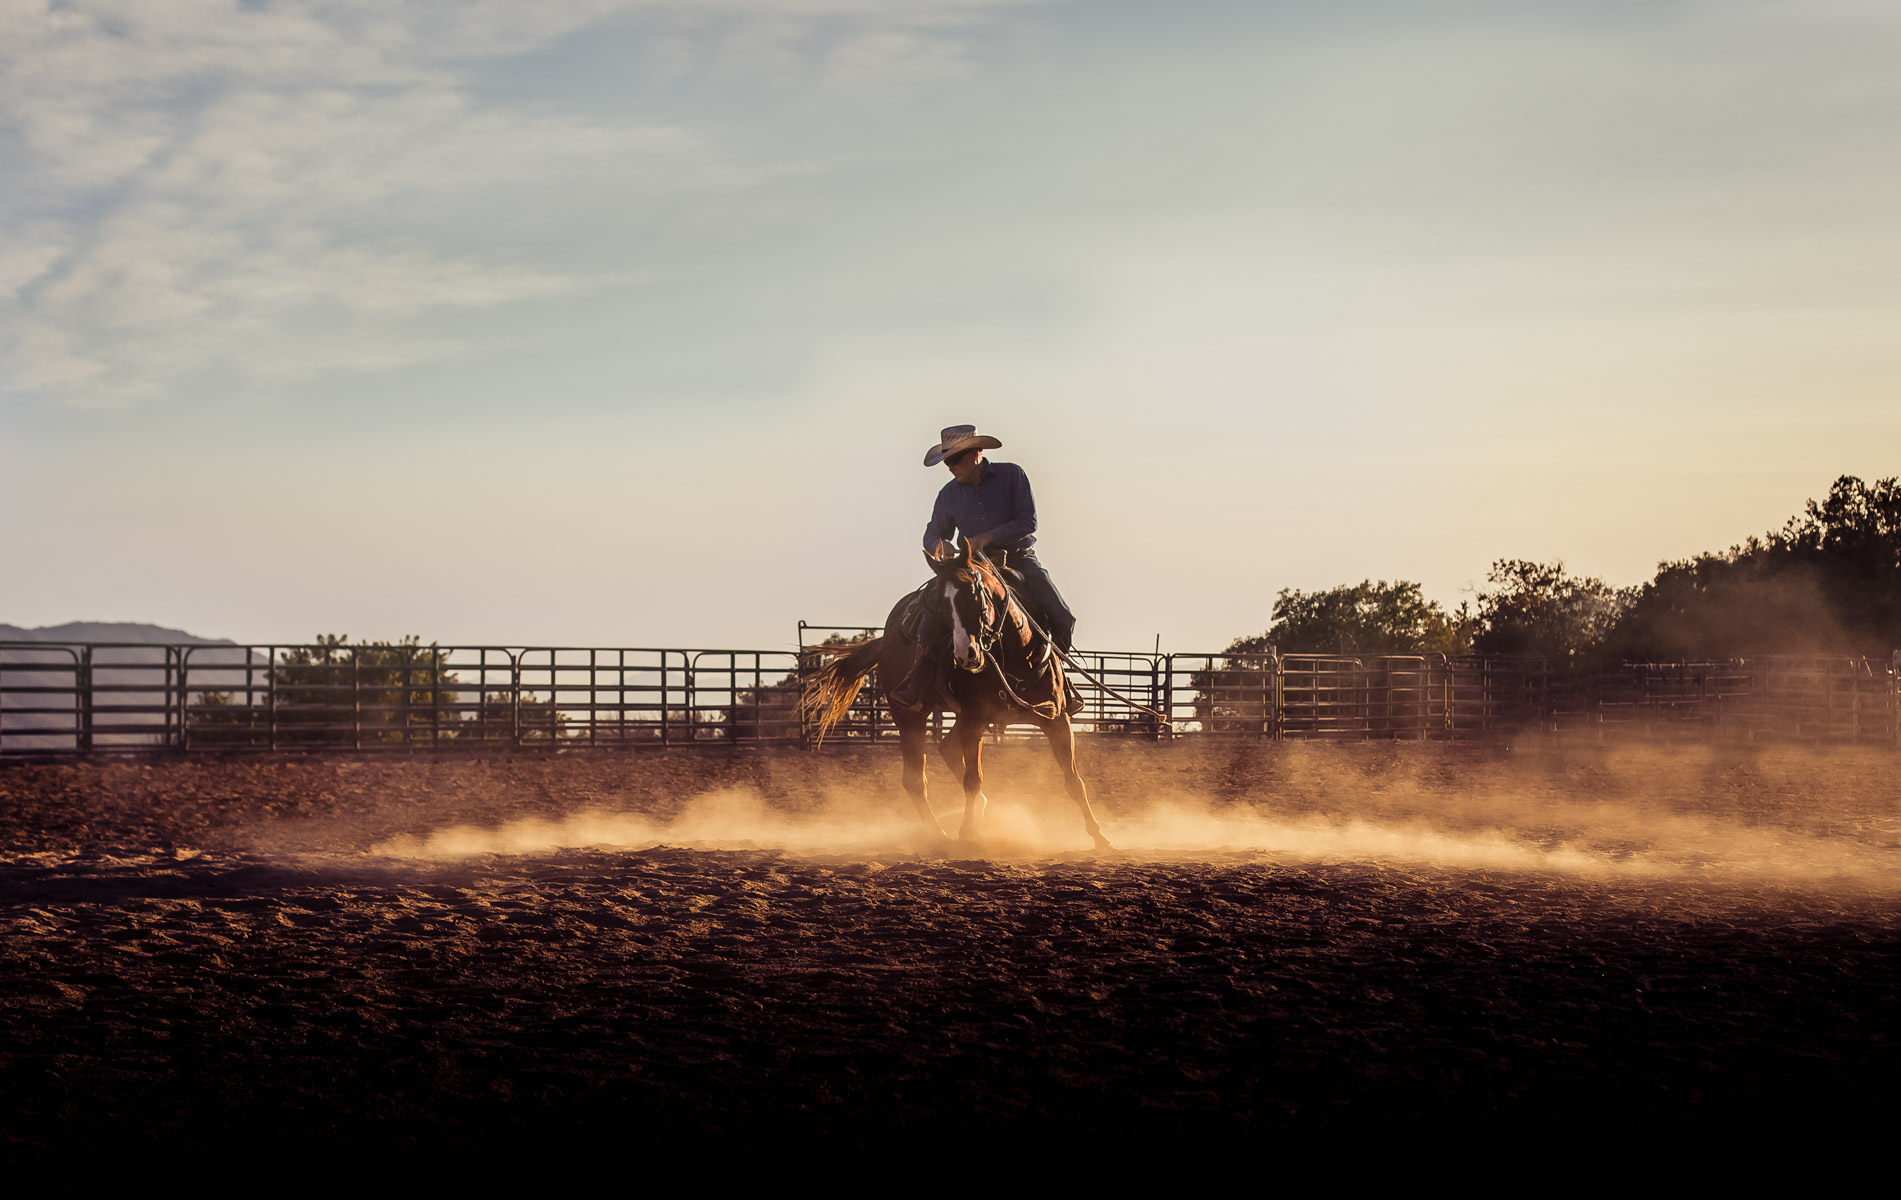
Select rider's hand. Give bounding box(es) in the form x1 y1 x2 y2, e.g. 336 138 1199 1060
966 532 995 554
931 539 955 561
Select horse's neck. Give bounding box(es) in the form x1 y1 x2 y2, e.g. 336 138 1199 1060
993 592 1045 676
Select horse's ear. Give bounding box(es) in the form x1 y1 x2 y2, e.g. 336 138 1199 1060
926 548 957 578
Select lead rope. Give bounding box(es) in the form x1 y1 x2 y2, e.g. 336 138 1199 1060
984 655 1063 721
979 593 1062 720
1000 591 1175 731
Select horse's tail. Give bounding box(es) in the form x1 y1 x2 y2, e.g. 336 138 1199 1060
799 637 886 746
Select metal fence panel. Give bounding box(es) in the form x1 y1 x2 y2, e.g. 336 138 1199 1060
1 644 83 754
796 624 902 743
1159 653 1276 737
5 641 1895 757
1064 652 1168 736
1445 655 1550 738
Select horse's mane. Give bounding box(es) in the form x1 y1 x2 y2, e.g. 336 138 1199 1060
961 554 1012 598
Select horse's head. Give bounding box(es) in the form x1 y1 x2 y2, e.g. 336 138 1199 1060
926 539 1011 675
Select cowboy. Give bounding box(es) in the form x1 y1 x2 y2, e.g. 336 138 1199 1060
892 424 1077 710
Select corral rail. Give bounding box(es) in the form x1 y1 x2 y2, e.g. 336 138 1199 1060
2 636 1895 756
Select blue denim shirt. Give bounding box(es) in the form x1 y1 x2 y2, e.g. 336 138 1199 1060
923 460 1038 553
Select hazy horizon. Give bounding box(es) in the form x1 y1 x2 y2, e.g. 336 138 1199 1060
5 1 1898 651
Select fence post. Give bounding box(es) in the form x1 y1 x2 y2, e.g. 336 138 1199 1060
1852 659 1863 742
1267 652 1281 741
1535 658 1550 734
587 648 600 748
1149 654 1163 741
511 654 523 750
398 650 412 748
78 645 93 755
1891 652 1899 745
1270 648 1283 741
169 648 182 753
796 650 808 750
1161 655 1175 740
1816 662 1827 741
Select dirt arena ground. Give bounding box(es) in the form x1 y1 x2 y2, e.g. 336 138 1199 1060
3 738 1898 1160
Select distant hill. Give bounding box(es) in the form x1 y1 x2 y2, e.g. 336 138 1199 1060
0 621 231 645
2 622 242 750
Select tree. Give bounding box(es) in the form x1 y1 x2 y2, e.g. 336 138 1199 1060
730 632 875 741
469 690 570 743
1233 580 1472 656
186 687 256 747
1202 475 1899 670
1197 582 1471 734
270 635 459 744
1605 475 1901 659
1601 552 1841 659
1472 560 1628 661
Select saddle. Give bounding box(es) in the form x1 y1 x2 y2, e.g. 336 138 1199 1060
904 557 1058 676
901 552 1034 640
895 568 1078 718
992 549 1025 586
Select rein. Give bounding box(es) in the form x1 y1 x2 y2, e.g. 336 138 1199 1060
1050 649 1175 731
957 570 1061 721
984 592 1063 720
1006 594 1176 731
944 558 1175 730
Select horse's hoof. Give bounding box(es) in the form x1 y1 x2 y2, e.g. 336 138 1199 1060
1091 836 1115 852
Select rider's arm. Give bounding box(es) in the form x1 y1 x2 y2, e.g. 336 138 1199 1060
980 464 1038 546
923 486 957 555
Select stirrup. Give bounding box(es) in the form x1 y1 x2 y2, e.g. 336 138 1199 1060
890 662 956 715
931 662 963 716
890 667 925 711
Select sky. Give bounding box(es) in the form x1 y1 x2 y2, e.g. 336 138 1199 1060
3 0 1898 653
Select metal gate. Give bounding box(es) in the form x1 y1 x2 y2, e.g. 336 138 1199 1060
4 640 1895 757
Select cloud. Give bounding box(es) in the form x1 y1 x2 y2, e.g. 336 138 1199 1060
0 0 1037 406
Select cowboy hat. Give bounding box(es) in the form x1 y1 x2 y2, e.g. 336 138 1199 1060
923 424 1002 467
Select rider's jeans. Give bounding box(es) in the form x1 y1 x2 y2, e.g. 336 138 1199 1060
917 549 1076 657
1006 549 1076 652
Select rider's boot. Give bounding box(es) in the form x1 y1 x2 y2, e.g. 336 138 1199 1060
891 643 958 714
889 654 927 711
931 653 962 716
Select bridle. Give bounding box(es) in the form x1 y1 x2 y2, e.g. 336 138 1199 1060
948 563 1005 674
950 563 1064 720
926 552 1174 730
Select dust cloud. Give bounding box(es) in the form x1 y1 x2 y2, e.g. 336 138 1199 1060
367 741 1901 892
373 788 921 860
11 741 1901 1153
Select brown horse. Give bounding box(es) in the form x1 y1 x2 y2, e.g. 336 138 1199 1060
801 541 1113 851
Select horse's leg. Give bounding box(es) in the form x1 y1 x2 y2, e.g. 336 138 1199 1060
1037 713 1112 851
898 710 949 841
937 715 965 779
954 715 988 842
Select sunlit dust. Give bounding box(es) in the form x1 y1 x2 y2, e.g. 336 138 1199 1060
364 743 1901 892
